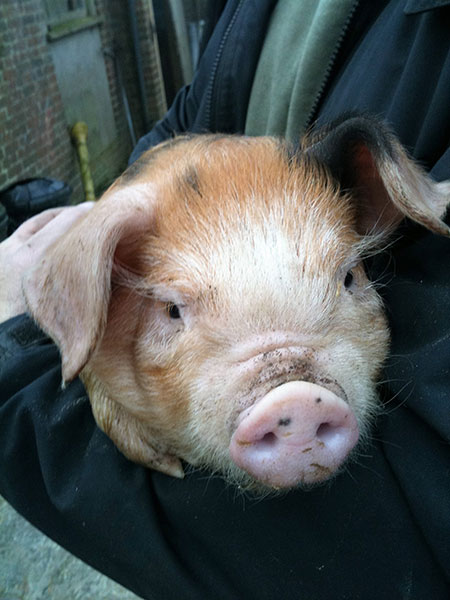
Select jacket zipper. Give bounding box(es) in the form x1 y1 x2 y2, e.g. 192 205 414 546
305 0 360 129
204 0 245 131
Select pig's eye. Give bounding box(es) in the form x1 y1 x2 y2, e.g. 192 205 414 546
344 270 354 289
165 302 182 319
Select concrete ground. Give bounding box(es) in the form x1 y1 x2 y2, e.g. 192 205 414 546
0 496 141 600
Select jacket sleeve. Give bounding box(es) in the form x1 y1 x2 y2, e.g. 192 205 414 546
0 314 205 598
129 84 195 163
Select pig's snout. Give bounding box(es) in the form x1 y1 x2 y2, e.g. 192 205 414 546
229 381 359 488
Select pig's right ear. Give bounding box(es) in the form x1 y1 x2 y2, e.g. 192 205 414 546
23 184 156 383
303 114 450 238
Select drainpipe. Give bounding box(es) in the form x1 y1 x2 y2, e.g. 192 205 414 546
71 122 96 202
104 46 137 148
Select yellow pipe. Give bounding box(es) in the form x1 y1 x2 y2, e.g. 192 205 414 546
71 121 96 202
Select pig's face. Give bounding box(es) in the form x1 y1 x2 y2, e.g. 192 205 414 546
95 138 389 490
24 116 450 492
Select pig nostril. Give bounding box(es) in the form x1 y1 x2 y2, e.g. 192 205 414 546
256 432 278 449
316 422 340 444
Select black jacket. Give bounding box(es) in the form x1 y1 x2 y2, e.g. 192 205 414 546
1 2 450 599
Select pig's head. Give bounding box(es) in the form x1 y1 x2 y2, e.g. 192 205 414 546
24 115 450 492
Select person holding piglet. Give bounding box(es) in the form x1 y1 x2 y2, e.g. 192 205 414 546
1 1 449 598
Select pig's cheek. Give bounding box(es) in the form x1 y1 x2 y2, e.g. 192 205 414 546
154 348 241 467
322 309 390 432
133 315 231 463
130 306 192 428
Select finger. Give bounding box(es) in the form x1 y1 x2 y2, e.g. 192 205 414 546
13 207 69 240
28 202 95 248
14 203 95 242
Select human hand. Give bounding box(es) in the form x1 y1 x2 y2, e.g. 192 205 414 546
0 203 95 324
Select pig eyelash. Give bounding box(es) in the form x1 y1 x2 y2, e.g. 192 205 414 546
351 231 399 261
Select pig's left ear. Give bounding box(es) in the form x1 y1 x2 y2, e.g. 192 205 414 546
303 114 450 237
23 183 156 383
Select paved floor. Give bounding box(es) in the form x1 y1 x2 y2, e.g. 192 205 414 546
0 496 141 600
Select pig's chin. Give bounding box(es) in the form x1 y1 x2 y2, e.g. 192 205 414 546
225 381 360 493
222 461 346 496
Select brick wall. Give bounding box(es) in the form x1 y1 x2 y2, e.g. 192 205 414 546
0 0 166 204
0 0 83 200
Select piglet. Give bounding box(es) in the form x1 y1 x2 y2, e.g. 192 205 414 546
24 115 450 492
